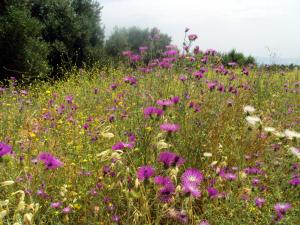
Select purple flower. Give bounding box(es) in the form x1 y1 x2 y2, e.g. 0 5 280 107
112 142 133 151
158 151 185 168
156 99 174 107
65 95 73 104
130 54 141 63
274 203 291 221
112 215 121 224
182 183 201 198
160 123 180 132
193 71 204 79
188 34 198 41
207 187 218 199
124 76 137 85
198 220 210 225
62 206 72 214
179 75 187 82
0 142 12 157
289 176 300 186
139 46 148 53
143 106 164 118
181 168 203 186
137 165 155 181
244 167 264 175
154 176 175 202
122 50 132 57
171 96 180 104
38 152 63 170
51 202 62 208
255 197 266 208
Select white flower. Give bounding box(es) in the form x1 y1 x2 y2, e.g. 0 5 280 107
203 152 212 157
246 116 261 126
284 129 300 139
243 105 255 113
290 147 300 159
264 127 276 133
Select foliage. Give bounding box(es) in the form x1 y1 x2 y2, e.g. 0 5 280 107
221 49 256 66
105 26 172 58
0 0 105 80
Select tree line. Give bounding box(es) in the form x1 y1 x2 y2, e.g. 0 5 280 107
0 0 255 82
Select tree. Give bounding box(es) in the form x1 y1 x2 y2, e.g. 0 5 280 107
0 0 105 80
0 1 50 80
105 26 172 58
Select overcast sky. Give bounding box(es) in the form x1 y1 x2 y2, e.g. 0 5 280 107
100 0 300 59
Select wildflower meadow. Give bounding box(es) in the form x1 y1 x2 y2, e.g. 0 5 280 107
0 32 300 225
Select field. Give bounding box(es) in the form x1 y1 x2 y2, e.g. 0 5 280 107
0 52 300 224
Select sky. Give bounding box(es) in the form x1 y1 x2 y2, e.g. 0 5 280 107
100 0 300 61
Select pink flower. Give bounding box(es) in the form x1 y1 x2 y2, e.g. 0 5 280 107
160 123 180 132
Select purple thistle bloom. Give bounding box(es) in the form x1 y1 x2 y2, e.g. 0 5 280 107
143 106 164 118
137 165 155 181
112 215 121 224
65 95 73 104
130 54 141 63
160 123 180 132
255 197 266 208
181 168 203 186
50 202 62 208
154 176 175 202
158 151 185 168
0 142 12 157
207 82 216 90
182 183 201 198
179 75 187 82
112 142 134 151
219 169 237 181
289 176 300 186
38 152 63 170
188 34 198 41
156 99 174 107
244 167 264 175
274 203 291 221
207 187 218 199
171 96 180 104
62 206 72 214
198 220 210 225
124 76 137 85
193 71 204 79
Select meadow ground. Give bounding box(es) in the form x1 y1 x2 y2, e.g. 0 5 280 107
0 56 300 224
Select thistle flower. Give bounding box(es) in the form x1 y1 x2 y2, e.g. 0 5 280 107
0 142 12 157
158 151 185 168
154 176 175 202
160 123 180 133
62 206 72 214
38 152 63 170
274 203 291 221
143 107 164 118
137 165 155 181
188 34 198 41
289 176 300 186
65 95 73 104
181 168 203 186
255 197 266 208
112 142 133 151
50 202 62 208
198 220 210 225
